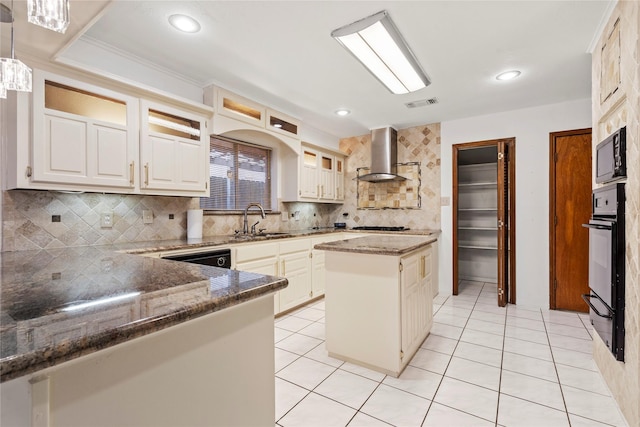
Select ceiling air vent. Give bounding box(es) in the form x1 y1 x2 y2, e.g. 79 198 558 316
405 98 439 108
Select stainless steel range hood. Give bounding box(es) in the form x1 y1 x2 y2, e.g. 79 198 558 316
358 127 406 182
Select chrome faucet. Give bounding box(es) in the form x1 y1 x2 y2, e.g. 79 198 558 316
243 203 266 234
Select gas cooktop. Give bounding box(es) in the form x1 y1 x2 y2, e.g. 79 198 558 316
352 226 409 231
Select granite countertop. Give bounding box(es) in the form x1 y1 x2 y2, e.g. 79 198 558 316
0 246 287 382
314 235 438 256
118 228 441 255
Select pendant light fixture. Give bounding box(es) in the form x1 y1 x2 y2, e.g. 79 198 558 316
0 0 33 94
28 0 70 33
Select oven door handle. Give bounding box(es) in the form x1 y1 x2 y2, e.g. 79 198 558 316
581 293 614 319
581 223 613 230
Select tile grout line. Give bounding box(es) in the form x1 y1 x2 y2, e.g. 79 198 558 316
420 281 486 426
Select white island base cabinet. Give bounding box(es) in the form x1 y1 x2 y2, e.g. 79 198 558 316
324 244 434 377
1 295 275 427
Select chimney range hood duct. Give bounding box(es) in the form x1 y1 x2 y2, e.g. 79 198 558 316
358 127 406 182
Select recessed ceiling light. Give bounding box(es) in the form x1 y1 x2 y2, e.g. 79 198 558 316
335 109 351 116
496 70 521 81
168 14 201 33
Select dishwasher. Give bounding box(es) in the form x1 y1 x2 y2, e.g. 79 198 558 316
162 248 232 268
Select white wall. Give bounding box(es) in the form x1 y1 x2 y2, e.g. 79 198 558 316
440 98 591 309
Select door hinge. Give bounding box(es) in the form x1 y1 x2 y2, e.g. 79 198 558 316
498 152 504 160
309 252 313 259
205 181 208 190
309 291 313 297
554 216 558 226
399 263 403 272
26 166 32 177
400 350 404 361
498 289 505 296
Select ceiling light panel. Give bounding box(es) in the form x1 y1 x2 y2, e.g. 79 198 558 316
332 10 430 95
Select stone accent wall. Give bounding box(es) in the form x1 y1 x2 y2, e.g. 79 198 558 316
336 123 440 229
591 2 640 426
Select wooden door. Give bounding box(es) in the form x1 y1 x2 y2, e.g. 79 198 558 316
497 140 516 306
549 128 592 311
452 138 516 304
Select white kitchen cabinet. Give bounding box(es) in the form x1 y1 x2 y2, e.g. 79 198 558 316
284 142 345 203
11 69 139 192
4 68 213 197
278 239 312 312
401 246 433 360
324 242 435 377
319 154 336 200
300 148 319 198
139 100 209 196
234 242 280 313
335 157 345 201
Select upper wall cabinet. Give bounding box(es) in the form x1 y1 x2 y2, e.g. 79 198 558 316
139 100 209 196
283 142 345 204
3 69 211 197
204 86 301 154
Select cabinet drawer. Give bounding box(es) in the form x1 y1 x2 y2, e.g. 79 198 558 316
279 238 310 255
235 242 279 262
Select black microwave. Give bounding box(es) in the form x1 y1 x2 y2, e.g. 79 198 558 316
596 126 626 184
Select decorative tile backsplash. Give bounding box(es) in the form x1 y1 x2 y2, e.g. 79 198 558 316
336 123 441 229
0 190 341 251
357 163 421 209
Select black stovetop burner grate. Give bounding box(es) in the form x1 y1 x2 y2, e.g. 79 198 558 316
352 226 409 231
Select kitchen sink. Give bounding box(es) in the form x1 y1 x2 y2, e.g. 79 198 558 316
233 232 291 240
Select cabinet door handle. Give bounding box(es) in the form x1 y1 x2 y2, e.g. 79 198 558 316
317 184 320 197
129 161 135 186
322 185 325 197
144 163 149 187
281 260 286 276
275 261 279 276
420 255 426 278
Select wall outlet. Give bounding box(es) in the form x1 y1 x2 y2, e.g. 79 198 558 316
100 212 114 228
142 210 153 224
281 211 288 222
294 211 300 221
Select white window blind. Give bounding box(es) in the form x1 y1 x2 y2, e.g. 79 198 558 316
200 137 271 211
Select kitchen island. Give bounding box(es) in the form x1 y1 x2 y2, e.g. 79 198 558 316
315 235 437 377
0 246 287 426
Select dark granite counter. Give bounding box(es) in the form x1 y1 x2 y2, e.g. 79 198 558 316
117 228 441 255
0 246 287 382
314 235 437 256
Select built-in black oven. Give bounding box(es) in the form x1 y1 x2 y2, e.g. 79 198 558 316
595 126 626 184
582 183 625 361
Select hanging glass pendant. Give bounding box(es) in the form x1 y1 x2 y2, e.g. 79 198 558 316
27 0 69 34
0 58 32 92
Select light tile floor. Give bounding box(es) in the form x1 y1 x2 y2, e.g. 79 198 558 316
274 280 628 427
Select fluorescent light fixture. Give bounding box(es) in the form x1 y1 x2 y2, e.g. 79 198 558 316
496 70 521 81
27 0 70 33
332 10 430 95
335 109 351 116
169 14 201 33
62 292 141 312
149 115 201 137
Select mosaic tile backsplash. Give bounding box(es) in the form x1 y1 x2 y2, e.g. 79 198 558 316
357 163 421 209
1 189 342 251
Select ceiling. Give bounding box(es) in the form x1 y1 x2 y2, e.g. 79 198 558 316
2 1 613 138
